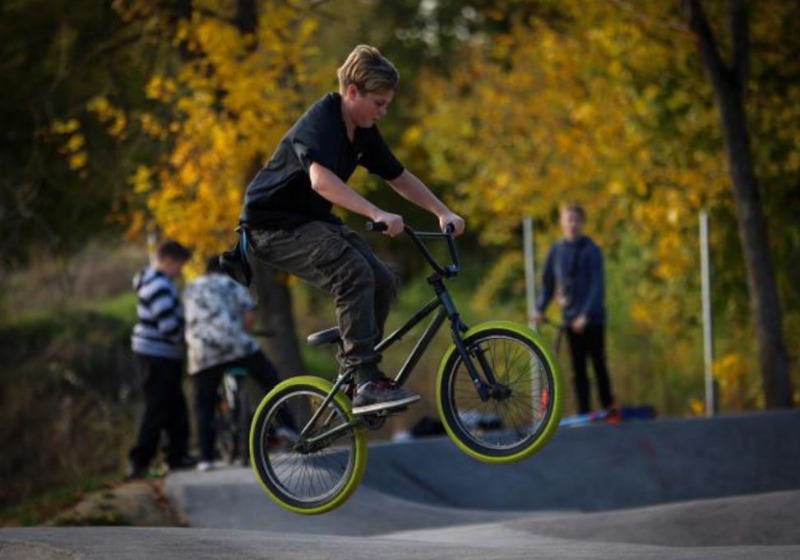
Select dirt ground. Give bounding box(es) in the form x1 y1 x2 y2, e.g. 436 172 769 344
46 478 185 528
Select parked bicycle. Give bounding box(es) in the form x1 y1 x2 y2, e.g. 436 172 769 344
214 330 274 466
538 317 568 358
215 367 256 466
249 222 564 514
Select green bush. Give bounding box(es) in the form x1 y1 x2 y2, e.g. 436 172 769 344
0 308 137 515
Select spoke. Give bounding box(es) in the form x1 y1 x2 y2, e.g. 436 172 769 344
448 334 554 451
258 389 356 504
507 398 533 432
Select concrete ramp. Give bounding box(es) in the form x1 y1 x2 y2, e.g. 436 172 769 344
164 410 800 534
166 466 522 535
361 410 800 511
6 412 796 560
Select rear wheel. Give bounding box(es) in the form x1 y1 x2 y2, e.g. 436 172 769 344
249 376 367 514
437 323 562 464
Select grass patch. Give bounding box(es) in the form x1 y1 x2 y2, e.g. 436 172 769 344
83 292 137 325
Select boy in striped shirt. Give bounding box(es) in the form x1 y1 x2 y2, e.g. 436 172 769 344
127 240 196 478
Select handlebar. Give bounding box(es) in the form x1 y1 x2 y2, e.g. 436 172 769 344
366 221 461 278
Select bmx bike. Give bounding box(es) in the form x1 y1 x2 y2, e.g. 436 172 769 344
215 331 275 466
249 222 564 514
215 367 257 466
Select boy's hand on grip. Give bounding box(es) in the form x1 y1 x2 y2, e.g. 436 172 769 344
438 211 465 236
372 212 403 237
372 211 404 237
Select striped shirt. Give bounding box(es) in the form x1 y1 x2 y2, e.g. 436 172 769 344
131 267 185 359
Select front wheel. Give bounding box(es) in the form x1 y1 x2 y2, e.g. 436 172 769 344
249 376 367 514
437 322 563 464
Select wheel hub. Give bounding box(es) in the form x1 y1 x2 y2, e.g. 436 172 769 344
489 383 513 401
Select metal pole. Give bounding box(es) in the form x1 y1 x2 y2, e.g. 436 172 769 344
700 211 717 416
147 229 158 267
524 217 537 331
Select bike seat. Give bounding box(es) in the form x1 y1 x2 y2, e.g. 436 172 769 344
307 327 341 346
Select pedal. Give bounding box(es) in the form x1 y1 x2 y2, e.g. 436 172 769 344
373 406 407 418
354 404 409 418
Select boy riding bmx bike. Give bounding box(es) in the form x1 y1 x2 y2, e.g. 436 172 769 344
240 45 465 415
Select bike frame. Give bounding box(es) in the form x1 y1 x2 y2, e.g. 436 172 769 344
295 224 503 449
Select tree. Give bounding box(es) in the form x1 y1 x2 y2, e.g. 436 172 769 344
107 0 324 376
405 0 798 411
0 1 148 269
682 0 792 408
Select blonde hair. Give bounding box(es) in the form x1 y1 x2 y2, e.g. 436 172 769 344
337 45 399 94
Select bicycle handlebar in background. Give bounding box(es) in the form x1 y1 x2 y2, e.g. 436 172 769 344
365 221 461 278
537 317 567 330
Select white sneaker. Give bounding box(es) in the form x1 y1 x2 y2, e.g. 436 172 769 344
196 460 214 472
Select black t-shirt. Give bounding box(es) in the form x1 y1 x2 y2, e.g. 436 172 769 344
241 92 404 229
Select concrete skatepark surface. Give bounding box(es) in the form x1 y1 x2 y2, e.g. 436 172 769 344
2 410 799 559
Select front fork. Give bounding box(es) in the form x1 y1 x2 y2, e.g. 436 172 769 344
450 319 509 402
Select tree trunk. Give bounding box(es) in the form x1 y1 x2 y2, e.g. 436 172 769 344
235 0 304 382
250 257 306 379
715 92 792 408
684 0 793 408
236 0 258 38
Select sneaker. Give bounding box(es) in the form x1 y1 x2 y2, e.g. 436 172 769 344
351 379 421 415
167 454 198 471
196 461 214 472
605 405 622 425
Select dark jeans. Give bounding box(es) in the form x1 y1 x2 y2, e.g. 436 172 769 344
192 350 294 462
129 354 190 469
566 324 615 414
249 221 398 384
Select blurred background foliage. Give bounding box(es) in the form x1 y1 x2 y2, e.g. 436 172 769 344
1 0 799 511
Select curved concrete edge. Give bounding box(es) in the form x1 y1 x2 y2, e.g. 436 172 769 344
362 410 800 511
386 489 800 548
164 466 525 535
507 489 800 547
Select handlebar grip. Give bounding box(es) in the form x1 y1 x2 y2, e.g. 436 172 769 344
365 221 388 232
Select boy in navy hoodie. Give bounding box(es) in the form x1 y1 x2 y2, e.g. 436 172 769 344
534 204 616 414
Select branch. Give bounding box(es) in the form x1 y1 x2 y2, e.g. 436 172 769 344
682 0 732 85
